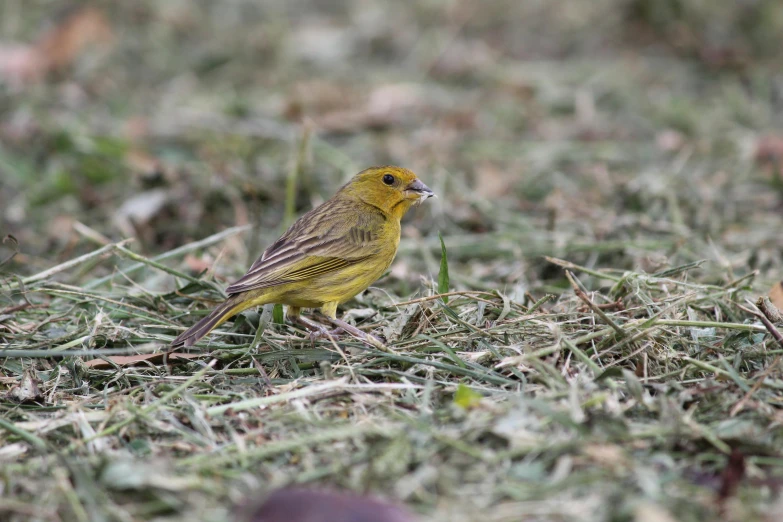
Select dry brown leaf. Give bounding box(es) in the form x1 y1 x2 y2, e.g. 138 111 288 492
36 6 112 73
0 6 112 87
84 352 200 369
6 370 42 403
770 281 783 310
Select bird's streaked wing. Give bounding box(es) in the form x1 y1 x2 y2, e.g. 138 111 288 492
225 200 385 295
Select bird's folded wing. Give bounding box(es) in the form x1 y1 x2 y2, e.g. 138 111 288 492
225 203 384 295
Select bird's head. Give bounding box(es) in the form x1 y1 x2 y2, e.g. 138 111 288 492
341 166 434 220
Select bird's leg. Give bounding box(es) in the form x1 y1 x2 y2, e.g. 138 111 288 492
324 316 386 350
319 303 394 353
299 315 345 341
288 304 393 353
287 306 344 341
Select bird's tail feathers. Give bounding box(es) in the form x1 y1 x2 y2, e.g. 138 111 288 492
171 296 252 348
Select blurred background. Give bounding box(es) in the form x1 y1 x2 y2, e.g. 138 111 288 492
1 0 781 296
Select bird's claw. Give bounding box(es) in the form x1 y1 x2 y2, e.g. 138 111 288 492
295 315 394 353
307 325 344 343
324 317 394 354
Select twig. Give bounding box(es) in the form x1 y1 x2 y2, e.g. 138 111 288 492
0 347 159 358
114 244 223 293
565 270 626 337
5 240 131 290
654 319 766 332
251 357 274 389
206 378 421 416
84 225 251 289
0 303 47 314
730 301 783 416
391 290 498 307
562 338 602 374
545 257 622 282
207 378 348 416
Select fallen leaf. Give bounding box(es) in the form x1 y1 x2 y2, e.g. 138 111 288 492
6 369 42 403
0 6 112 87
770 281 783 311
36 6 113 73
84 352 200 369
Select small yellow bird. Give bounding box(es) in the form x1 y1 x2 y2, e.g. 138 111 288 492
172 166 434 348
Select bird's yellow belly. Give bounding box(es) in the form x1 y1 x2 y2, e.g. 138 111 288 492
278 257 391 308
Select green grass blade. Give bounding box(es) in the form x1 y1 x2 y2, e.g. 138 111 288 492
438 232 450 301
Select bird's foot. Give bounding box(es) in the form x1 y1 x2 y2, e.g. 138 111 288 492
322 316 394 354
293 314 393 353
307 325 345 343
292 315 343 343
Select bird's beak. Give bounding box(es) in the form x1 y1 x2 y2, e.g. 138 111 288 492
405 179 435 202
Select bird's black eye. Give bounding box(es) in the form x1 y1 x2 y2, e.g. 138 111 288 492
382 174 395 185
